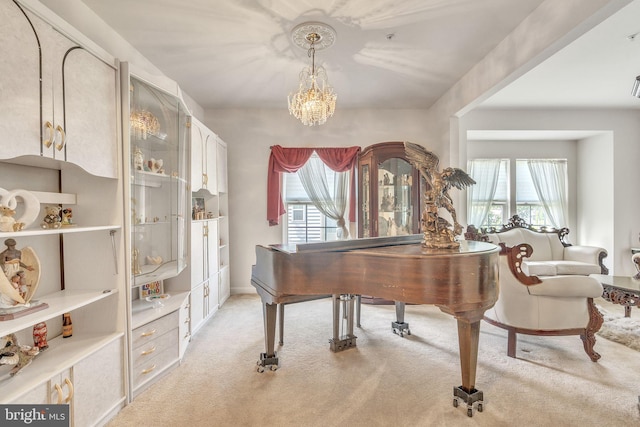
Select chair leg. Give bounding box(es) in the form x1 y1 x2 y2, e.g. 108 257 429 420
507 329 517 358
581 298 603 362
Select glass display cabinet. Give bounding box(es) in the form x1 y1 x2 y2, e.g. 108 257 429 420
127 75 189 287
358 141 422 238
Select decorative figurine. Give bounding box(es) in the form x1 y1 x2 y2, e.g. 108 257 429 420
60 208 76 227
133 147 144 170
404 142 476 249
0 333 40 376
132 249 142 275
33 322 48 351
0 205 24 232
632 253 640 280
40 205 62 229
146 255 163 265
0 238 41 308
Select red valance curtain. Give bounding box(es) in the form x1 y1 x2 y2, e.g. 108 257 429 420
267 145 361 226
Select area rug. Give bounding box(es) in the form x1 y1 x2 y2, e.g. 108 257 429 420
596 305 640 351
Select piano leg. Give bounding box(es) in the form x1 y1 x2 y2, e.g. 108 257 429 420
257 302 279 372
391 301 411 337
329 294 357 352
453 318 483 417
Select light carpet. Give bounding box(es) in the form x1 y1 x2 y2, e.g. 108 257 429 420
107 295 640 427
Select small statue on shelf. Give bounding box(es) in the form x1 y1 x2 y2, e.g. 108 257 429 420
40 205 62 229
0 205 24 232
0 238 41 308
0 333 40 376
60 208 76 227
33 322 49 351
133 147 144 171
132 249 142 275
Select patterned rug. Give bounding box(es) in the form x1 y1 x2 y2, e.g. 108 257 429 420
596 305 640 351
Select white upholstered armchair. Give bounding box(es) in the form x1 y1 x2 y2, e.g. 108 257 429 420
484 243 604 361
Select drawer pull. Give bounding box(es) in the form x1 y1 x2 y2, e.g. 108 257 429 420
184 333 191 340
184 318 191 323
142 365 157 375
141 346 157 356
141 329 156 337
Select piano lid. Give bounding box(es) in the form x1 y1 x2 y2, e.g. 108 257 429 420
271 234 423 254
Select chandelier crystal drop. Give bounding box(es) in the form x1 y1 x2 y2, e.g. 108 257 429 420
287 24 337 126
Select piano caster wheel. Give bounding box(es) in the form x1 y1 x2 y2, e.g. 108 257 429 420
257 365 265 373
453 399 458 408
270 365 278 371
467 408 473 417
478 403 483 412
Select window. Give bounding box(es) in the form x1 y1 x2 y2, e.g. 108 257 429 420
283 160 339 243
468 158 567 229
286 203 338 243
515 160 552 227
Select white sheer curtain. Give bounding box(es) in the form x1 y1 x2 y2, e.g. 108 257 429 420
467 159 502 227
297 156 350 239
527 159 568 228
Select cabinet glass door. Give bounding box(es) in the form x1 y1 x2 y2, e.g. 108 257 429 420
130 77 188 286
377 158 414 237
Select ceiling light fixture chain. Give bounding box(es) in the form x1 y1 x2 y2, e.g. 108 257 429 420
288 22 337 126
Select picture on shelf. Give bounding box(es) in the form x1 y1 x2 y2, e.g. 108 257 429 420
139 280 163 299
192 197 205 220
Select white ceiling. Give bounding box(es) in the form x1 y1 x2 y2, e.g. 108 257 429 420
79 0 640 111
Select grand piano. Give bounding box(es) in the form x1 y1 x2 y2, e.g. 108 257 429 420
251 234 499 416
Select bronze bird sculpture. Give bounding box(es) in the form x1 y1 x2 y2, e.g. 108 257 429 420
404 142 475 248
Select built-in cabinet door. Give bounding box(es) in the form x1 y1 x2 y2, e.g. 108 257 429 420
204 133 218 194
206 220 219 279
190 222 205 287
190 119 205 193
62 46 118 178
0 0 41 158
0 1 117 178
217 140 228 193
73 338 124 427
191 283 206 333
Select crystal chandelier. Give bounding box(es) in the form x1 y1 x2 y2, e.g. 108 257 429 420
288 22 337 126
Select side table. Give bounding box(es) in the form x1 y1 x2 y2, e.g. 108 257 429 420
590 274 640 317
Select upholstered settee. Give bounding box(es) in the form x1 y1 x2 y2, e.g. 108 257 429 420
465 216 607 361
483 242 604 361
473 215 608 276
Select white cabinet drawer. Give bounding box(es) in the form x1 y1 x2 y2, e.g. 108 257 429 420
132 311 179 349
132 328 177 367
132 345 178 389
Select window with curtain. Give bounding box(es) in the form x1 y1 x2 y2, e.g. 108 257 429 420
467 158 568 229
467 159 508 228
283 154 340 244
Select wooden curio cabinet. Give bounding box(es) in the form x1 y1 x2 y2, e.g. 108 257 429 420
358 142 422 238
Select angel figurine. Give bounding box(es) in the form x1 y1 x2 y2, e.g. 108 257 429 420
404 142 476 249
0 238 41 308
